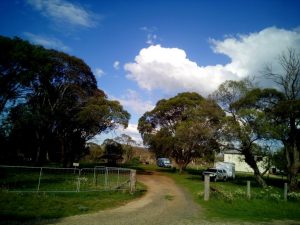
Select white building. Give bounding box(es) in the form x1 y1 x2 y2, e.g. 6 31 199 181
223 150 267 173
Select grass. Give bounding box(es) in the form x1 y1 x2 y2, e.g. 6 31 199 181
132 164 300 222
0 182 146 224
166 169 300 222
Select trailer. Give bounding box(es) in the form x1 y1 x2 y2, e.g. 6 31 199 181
215 162 235 179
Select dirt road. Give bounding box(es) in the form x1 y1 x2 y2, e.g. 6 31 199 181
48 173 300 225
48 173 201 225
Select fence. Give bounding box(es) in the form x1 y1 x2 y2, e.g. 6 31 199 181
0 165 136 193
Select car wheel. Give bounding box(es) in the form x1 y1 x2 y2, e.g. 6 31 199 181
223 176 227 182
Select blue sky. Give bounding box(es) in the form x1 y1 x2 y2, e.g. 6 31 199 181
1 0 300 144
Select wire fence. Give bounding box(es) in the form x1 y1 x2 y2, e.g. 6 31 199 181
0 165 135 193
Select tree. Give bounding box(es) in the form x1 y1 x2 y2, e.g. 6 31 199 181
0 36 47 113
138 92 224 173
263 49 300 190
114 134 136 162
212 80 271 188
101 139 123 166
0 36 130 166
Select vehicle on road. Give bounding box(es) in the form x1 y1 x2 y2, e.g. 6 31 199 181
157 158 172 168
202 168 228 182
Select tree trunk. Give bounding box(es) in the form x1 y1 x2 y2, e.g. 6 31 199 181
243 148 267 188
176 160 189 174
285 144 299 191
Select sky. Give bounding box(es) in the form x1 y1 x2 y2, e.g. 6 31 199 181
1 0 300 144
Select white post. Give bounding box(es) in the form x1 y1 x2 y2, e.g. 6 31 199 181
247 181 251 199
284 183 288 201
204 174 210 201
37 167 43 192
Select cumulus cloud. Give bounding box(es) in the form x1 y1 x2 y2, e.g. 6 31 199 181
94 68 105 78
211 27 300 78
114 89 154 116
113 61 120 70
27 0 98 28
125 27 300 96
125 45 237 95
23 32 70 51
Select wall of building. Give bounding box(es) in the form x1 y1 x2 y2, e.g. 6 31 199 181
224 153 266 173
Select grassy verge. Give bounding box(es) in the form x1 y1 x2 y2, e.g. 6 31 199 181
0 183 146 224
167 170 300 222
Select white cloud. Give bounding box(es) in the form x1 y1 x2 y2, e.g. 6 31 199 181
23 32 70 51
125 45 237 95
27 0 98 28
125 27 300 96
114 89 154 116
211 27 300 78
113 61 120 70
140 26 159 45
94 68 105 78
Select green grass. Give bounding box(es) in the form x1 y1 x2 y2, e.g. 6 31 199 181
166 169 300 222
0 183 146 224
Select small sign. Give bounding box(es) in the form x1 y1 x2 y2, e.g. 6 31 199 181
73 163 79 167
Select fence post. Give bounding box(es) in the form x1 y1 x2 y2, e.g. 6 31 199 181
76 169 81 192
117 168 120 187
204 174 210 201
93 168 96 186
105 167 108 190
247 181 251 199
130 170 136 193
284 183 288 201
37 167 43 192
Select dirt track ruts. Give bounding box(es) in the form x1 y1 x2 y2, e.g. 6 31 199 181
47 173 300 225
47 172 200 225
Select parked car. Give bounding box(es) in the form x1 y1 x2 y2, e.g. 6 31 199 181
156 158 172 168
215 162 235 179
202 168 228 182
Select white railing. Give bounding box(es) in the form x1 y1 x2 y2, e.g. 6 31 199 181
0 165 136 193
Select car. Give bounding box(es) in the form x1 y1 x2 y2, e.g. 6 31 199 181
156 158 172 168
202 168 228 182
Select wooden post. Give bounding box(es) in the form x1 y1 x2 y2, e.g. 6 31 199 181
130 170 136 193
247 181 251 199
284 183 288 201
204 174 210 201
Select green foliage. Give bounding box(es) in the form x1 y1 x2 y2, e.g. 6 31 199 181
213 79 272 187
138 92 224 172
101 139 124 166
83 142 104 162
114 134 137 162
0 36 129 166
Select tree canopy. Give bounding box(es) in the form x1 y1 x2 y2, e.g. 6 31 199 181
138 92 224 173
0 36 129 166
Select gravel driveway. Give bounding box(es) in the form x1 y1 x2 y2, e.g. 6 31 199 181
48 173 200 225
47 173 300 225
